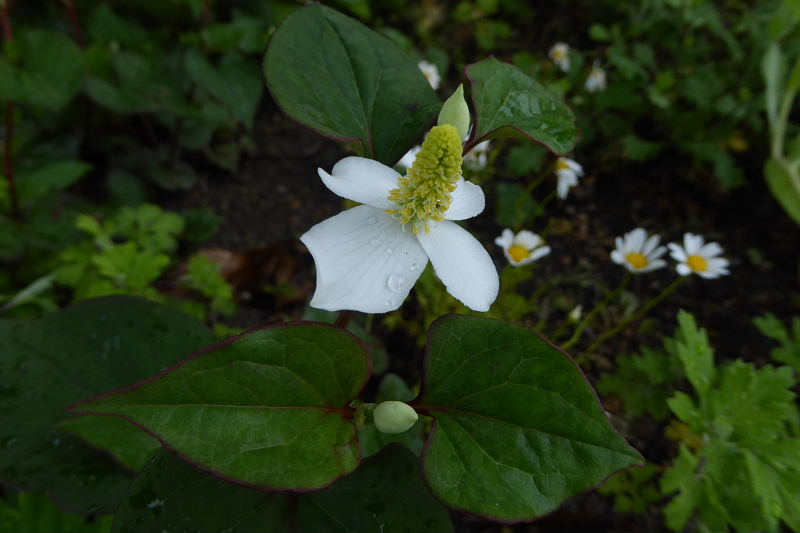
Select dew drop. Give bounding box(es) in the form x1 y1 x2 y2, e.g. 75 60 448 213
386 274 405 292
384 299 395 307
409 262 420 271
367 216 377 224
386 248 393 255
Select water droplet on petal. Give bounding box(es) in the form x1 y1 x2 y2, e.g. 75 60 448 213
386 274 405 292
367 216 377 224
409 262 420 271
384 299 395 307
386 248 393 255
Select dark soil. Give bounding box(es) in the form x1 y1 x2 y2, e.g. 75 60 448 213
168 91 799 532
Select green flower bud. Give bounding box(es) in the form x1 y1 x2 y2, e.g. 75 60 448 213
373 401 418 434
437 84 470 141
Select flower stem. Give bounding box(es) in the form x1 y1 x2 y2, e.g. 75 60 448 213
585 275 688 355
562 272 631 350
334 310 353 329
61 0 85 47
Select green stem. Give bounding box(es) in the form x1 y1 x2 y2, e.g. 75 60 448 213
562 272 632 350
585 275 688 354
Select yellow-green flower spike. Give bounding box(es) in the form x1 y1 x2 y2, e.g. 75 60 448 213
437 84 470 140
387 124 463 233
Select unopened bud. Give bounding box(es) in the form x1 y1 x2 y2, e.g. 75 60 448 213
437 84 470 141
373 401 418 434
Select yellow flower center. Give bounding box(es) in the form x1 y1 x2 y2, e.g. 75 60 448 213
556 158 571 171
687 254 708 272
387 124 463 234
625 252 649 269
508 245 531 263
553 49 565 59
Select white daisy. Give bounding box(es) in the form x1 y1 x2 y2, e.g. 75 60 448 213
668 233 730 279
610 228 668 273
494 229 551 266
555 157 584 199
548 42 570 72
418 60 441 90
301 124 498 313
464 140 491 170
585 60 607 92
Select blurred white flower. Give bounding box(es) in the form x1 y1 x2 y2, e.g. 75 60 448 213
548 42 570 72
464 140 491 170
494 229 551 266
585 60 607 92
668 233 730 279
397 145 421 169
418 60 441 90
301 125 498 313
610 228 668 273
555 157 584 199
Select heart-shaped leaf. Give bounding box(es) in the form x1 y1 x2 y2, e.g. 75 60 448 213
416 315 642 522
0 296 214 513
113 445 453 532
263 5 441 165
72 322 371 491
466 57 576 154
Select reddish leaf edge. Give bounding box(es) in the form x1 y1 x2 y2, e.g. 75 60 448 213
463 57 577 157
67 320 373 494
412 313 644 524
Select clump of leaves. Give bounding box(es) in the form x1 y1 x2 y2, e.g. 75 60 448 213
754 313 800 373
0 492 113 533
661 311 800 532
598 463 661 515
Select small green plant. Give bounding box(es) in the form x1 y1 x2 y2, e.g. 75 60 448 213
755 313 800 372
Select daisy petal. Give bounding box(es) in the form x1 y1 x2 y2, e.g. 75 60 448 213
318 157 400 209
417 220 499 312
698 241 723 258
628 228 646 252
494 228 514 248
668 243 687 262
300 206 428 313
446 178 486 220
610 250 625 264
676 263 692 276
513 230 543 249
530 245 551 261
642 234 661 256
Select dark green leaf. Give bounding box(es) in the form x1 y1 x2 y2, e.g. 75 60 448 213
466 57 576 154
0 297 214 513
17 160 92 207
73 323 371 491
58 416 161 472
264 5 441 165
113 445 453 533
494 182 538 228
418 315 642 522
765 157 800 225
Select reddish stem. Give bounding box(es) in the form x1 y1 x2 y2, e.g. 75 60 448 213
1 3 12 41
62 0 85 48
202 0 211 28
1 4 19 220
334 310 353 329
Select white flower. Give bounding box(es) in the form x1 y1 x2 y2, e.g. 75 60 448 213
494 229 550 266
610 228 668 273
548 42 570 72
418 60 441 90
464 140 491 170
301 125 498 313
397 145 421 169
585 60 607 92
555 157 584 199
668 233 730 279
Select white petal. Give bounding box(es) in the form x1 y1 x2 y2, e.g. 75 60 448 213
530 245 551 261
676 263 692 276
417 221 499 312
668 243 687 262
698 241 723 258
494 228 514 249
684 233 702 255
300 206 428 313
628 228 646 252
649 245 668 260
610 250 625 265
642 234 661 256
639 259 667 272
513 231 543 249
446 178 485 220
318 157 400 209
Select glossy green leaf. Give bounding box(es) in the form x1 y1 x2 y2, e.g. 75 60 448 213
58 416 161 472
765 157 800 225
417 315 642 522
264 5 441 165
113 445 452 533
0 297 214 513
466 57 576 154
73 323 371 491
0 29 84 109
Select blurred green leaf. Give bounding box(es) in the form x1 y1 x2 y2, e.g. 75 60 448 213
765 157 800 225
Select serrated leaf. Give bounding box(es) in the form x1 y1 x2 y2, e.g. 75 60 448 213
264 5 441 165
466 57 576 154
417 315 642 522
675 310 715 396
113 445 453 533
72 323 371 491
0 297 214 513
